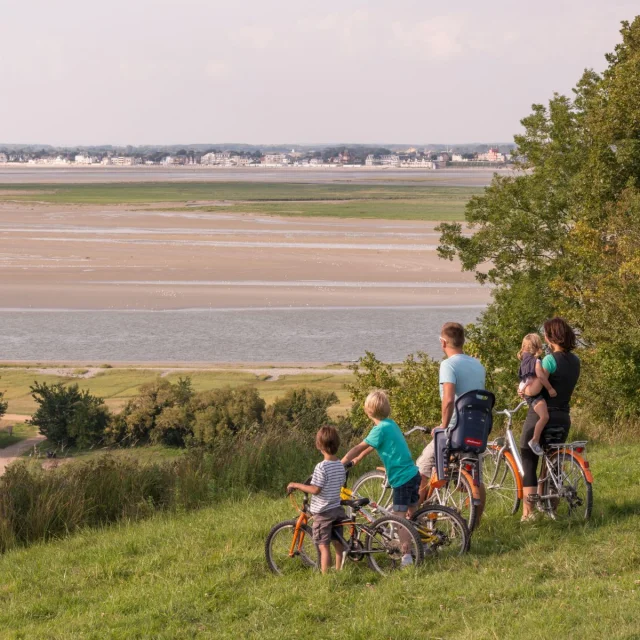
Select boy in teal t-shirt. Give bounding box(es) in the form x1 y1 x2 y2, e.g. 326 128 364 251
342 390 420 567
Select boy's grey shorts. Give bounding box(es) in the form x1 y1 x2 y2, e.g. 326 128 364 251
312 506 346 545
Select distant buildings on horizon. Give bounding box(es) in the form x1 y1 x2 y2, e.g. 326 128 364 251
0 146 512 169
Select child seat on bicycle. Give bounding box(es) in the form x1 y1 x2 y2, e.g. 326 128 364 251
447 390 495 454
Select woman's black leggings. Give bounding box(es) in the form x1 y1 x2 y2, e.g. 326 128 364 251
521 446 540 488
520 407 570 488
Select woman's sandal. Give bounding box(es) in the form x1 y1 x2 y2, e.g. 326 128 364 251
520 513 538 523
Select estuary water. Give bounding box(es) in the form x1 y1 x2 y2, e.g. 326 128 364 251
0 306 482 363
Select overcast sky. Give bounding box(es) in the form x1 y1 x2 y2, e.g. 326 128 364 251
1 0 636 146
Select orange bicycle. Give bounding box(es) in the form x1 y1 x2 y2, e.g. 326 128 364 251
351 426 482 530
265 464 425 576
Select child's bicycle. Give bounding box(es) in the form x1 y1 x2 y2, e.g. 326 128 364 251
351 426 482 531
266 464 469 576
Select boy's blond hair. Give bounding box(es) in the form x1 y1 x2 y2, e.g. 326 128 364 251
364 390 391 420
518 333 544 360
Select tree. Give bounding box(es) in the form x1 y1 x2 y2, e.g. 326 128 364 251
30 382 111 447
263 388 339 435
109 378 193 446
191 387 265 447
346 352 441 436
436 17 640 426
0 388 7 421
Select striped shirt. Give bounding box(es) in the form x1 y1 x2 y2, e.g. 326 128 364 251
310 460 346 514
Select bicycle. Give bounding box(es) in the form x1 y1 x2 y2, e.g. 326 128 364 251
341 482 471 558
265 464 425 576
350 426 482 531
482 402 593 521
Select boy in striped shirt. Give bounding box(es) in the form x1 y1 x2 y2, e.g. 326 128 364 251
287 426 346 573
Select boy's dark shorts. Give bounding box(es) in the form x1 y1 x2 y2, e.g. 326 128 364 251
312 506 346 545
525 394 545 409
392 472 421 512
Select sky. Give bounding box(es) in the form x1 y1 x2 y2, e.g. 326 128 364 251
0 0 637 146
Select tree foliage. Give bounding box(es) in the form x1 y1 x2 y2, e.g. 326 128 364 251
263 388 338 436
347 352 441 436
0 386 7 422
436 18 640 426
190 387 265 447
30 382 111 447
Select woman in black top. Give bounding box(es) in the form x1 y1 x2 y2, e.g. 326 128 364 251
520 318 580 520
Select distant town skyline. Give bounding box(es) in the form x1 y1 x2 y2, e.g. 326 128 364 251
1 1 636 146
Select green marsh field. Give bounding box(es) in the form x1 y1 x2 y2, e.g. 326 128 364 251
0 367 353 418
0 182 479 220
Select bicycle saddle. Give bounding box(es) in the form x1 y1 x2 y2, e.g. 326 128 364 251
340 497 370 509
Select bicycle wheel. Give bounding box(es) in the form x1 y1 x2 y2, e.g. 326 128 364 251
428 469 477 531
351 469 392 511
412 504 470 558
481 448 521 516
365 515 424 575
265 519 319 575
542 453 593 521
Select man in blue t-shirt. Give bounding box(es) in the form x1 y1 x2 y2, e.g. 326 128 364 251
416 322 486 505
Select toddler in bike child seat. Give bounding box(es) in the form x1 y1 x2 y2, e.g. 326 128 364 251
287 425 346 573
518 333 557 456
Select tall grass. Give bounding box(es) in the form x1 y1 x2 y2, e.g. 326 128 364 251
0 431 319 553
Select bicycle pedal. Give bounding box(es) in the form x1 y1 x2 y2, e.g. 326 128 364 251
526 494 541 504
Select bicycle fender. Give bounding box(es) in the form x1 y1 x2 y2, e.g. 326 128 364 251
504 451 524 499
460 467 482 497
554 449 594 484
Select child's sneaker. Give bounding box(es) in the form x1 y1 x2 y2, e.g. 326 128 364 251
400 553 414 568
528 439 544 456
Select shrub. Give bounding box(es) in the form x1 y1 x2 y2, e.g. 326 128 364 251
0 387 6 422
347 351 441 436
109 377 194 446
191 386 265 446
29 382 111 447
263 388 339 435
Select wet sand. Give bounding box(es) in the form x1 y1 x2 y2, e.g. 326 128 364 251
0 202 490 310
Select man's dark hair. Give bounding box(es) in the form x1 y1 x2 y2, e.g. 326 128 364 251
543 317 577 352
316 425 340 455
441 322 465 348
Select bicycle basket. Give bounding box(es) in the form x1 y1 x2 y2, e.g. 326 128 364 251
447 390 496 454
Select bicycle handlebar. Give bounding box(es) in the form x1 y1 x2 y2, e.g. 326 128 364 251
495 401 527 416
403 426 429 436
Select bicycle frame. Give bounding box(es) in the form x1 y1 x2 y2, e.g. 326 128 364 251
402 426 483 504
489 403 593 504
289 493 311 558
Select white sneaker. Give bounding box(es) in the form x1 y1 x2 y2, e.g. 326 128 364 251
400 554 414 568
528 439 544 456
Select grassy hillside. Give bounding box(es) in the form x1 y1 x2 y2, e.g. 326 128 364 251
0 443 638 639
0 182 477 220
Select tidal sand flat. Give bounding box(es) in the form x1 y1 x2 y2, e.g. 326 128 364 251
0 204 489 311
0 175 490 362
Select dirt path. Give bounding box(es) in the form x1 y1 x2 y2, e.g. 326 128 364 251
0 435 45 475
2 414 32 423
